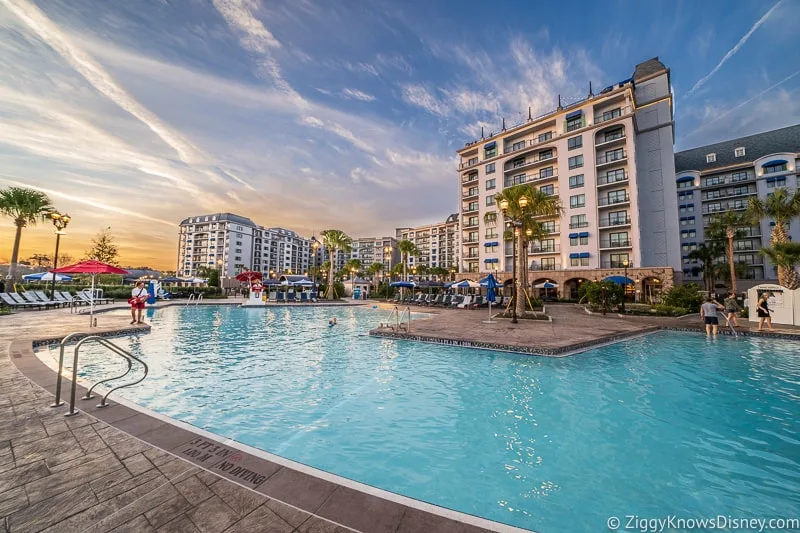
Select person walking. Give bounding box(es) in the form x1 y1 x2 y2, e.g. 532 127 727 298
756 293 775 332
723 292 741 328
700 296 723 336
129 281 149 325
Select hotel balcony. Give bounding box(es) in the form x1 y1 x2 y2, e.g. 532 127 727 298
462 220 480 229
504 152 556 173
598 194 630 207
701 187 756 201
459 159 479 170
702 202 747 214
598 216 632 228
596 173 628 188
529 263 563 271
599 239 633 250
569 221 590 229
594 132 627 149
593 105 632 124
504 134 555 156
596 150 627 168
528 244 560 255
461 173 479 185
601 261 632 269
528 168 558 184
462 188 479 199
462 205 479 215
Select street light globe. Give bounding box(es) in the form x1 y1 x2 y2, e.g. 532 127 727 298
518 196 529 208
499 199 509 212
525 228 533 237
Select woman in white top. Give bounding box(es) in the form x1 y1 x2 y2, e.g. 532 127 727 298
130 281 149 325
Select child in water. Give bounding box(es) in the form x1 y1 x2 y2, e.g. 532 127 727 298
328 317 337 327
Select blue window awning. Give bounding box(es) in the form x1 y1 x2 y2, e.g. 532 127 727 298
566 110 583 120
677 176 694 183
762 159 787 168
484 241 499 247
484 141 496 150
484 258 499 263
766 177 776 183
568 233 579 238
579 252 590 258
579 232 589 238
569 253 580 259
604 275 634 285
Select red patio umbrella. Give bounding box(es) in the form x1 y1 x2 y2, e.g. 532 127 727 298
54 260 129 326
235 271 263 282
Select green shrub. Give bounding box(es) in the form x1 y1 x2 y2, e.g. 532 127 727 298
653 304 689 316
662 283 703 312
578 281 624 308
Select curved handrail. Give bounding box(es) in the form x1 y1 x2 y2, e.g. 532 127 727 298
52 332 89 408
65 335 149 416
83 340 132 400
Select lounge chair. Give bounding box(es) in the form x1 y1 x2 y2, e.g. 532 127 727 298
0 292 42 310
59 291 85 306
276 291 285 303
449 295 464 308
20 292 58 308
439 295 452 307
310 292 318 302
268 291 277 302
457 295 473 309
429 294 442 306
300 292 308 303
34 291 67 307
471 296 485 308
287 292 296 303
12 292 57 309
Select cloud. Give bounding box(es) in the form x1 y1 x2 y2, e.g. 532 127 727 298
341 88 375 101
401 84 448 116
685 0 783 98
342 61 379 77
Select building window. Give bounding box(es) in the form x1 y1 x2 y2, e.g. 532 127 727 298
601 108 622 121
678 191 694 200
681 230 697 239
539 149 553 161
679 204 695 214
568 136 582 150
734 147 745 157
485 229 498 239
731 171 750 182
512 158 526 169
569 234 589 246
568 155 584 170
706 153 716 163
485 245 497 253
566 115 583 132
609 232 629 246
541 258 557 270
485 146 497 159
505 174 526 187
604 169 626 185
608 211 628 225
766 177 787 188
511 140 526 152
569 174 584 189
486 196 496 206
541 221 557 233
677 180 694 189
486 178 496 190
607 190 628 204
538 132 552 143
540 184 555 196
570 214 588 228
539 166 555 178
485 163 495 174
570 194 586 208
609 253 629 268
763 162 788 174
605 148 625 162
570 256 590 267
468 157 478 166
604 128 624 142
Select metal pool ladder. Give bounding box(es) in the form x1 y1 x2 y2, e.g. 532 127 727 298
186 293 203 306
718 310 738 338
51 334 149 417
382 306 411 332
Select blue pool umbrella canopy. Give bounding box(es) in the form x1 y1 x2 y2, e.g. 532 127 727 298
22 271 72 282
390 281 416 288
604 276 634 285
484 273 499 303
534 281 558 289
452 279 481 289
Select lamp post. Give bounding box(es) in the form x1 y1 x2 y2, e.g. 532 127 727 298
49 212 71 301
310 236 320 294
499 195 529 324
622 259 630 312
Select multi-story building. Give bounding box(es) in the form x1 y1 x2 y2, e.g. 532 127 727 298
395 214 460 274
177 213 312 278
674 124 800 289
350 237 400 272
455 58 680 298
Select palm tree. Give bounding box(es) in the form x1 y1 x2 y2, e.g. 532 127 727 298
760 242 800 290
747 188 800 288
0 187 54 281
429 266 448 282
343 258 362 277
491 184 562 317
415 264 430 279
321 230 352 299
688 242 725 294
707 212 748 294
397 239 419 282
366 262 384 281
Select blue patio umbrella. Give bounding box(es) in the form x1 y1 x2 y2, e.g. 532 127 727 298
389 281 416 288
604 276 633 285
483 273 500 323
22 271 72 282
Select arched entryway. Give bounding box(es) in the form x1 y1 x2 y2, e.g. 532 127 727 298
640 276 663 304
532 277 558 301
564 277 591 300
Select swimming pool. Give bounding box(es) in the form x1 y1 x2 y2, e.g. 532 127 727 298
39 305 800 531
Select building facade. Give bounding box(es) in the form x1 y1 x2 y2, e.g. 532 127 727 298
674 124 800 290
350 237 400 273
395 214 460 274
177 213 312 279
455 58 680 298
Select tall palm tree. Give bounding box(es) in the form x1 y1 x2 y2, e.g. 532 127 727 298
414 264 430 279
343 258 362 277
747 188 800 288
760 242 800 290
688 242 725 294
366 262 384 281
321 230 352 299
708 212 748 294
0 187 54 281
491 184 563 317
397 239 419 282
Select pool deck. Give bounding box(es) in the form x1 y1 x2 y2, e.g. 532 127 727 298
0 304 528 533
368 302 800 355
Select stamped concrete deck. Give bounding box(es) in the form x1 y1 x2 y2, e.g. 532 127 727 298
1 304 527 533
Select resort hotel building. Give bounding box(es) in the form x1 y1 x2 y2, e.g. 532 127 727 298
396 214 461 275
456 58 680 300
177 213 313 279
674 124 800 289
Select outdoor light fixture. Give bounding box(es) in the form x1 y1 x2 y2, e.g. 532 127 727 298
499 199 509 212
622 259 631 311
525 228 533 237
518 195 529 208
49 211 71 301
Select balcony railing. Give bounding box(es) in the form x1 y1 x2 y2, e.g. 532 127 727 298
463 221 480 229
529 244 560 254
462 205 479 214
504 134 555 155
459 159 479 170
702 202 747 214
701 188 756 200
598 217 632 228
504 153 555 173
595 132 627 147
597 173 628 186
530 263 562 271
569 221 590 229
462 173 479 184
462 238 479 244
599 240 633 249
598 194 630 206
601 261 631 269
462 189 479 198
596 151 627 165
529 169 558 183
594 106 632 124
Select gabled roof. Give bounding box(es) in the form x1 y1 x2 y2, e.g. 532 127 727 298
675 124 800 173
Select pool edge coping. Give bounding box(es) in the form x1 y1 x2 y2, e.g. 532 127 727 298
10 328 533 533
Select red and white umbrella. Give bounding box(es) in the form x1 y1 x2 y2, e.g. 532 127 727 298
235 271 263 282
54 260 129 326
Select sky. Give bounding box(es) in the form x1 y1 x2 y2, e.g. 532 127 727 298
1 0 799 270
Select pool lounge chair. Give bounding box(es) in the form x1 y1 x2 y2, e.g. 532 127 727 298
20 292 59 308
34 291 67 307
59 291 85 306
287 292 296 303
428 294 442 306
12 292 57 309
76 291 112 305
276 291 285 303
471 296 485 308
449 295 464 308
0 293 43 310
268 291 277 302
310 292 318 302
299 292 308 303
457 295 473 309
439 295 452 307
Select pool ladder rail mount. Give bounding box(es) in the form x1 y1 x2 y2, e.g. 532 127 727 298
51 333 149 417
381 306 411 332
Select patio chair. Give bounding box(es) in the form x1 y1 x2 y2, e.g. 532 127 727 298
449 295 464 308
59 291 85 306
76 291 113 305
0 293 42 310
287 292 296 303
439 295 452 307
429 294 442 306
457 295 473 309
34 291 67 307
276 291 285 303
13 292 57 309
300 292 308 303
471 296 485 308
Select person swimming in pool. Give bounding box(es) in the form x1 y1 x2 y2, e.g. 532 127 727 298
328 317 337 327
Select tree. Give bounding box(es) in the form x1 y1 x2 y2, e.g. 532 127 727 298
761 242 800 290
197 266 220 288
688 242 725 294
662 283 704 313
578 281 624 310
366 262 384 281
397 239 419 282
747 188 800 288
708 212 749 294
491 184 563 317
85 228 120 265
429 266 449 281
414 264 430 279
28 254 52 270
321 230 352 299
0 187 54 280
343 258 362 277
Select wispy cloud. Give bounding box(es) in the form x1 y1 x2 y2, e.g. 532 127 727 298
685 0 783 98
401 84 448 116
341 88 375 101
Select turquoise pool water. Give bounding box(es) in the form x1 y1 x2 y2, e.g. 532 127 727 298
41 305 800 531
